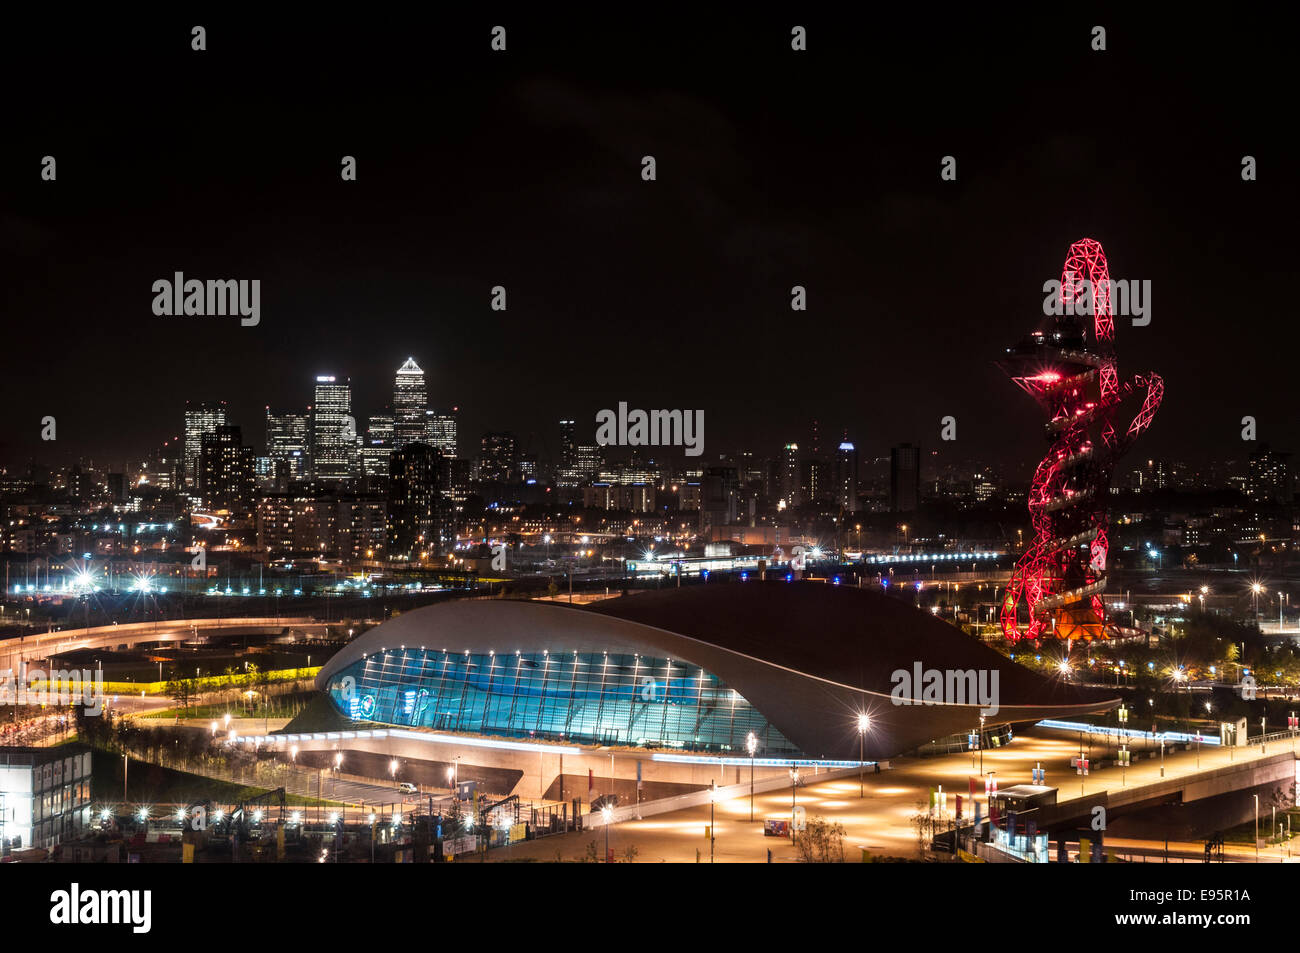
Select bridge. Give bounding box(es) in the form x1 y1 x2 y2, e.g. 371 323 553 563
0 617 337 674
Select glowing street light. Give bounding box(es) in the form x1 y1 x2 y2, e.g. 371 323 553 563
601 804 613 863
746 732 758 821
857 712 871 798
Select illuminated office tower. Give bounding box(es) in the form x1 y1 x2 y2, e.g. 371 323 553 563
265 407 310 483
363 414 395 478
779 443 801 508
199 425 255 516
184 400 227 490
393 357 428 448
834 440 859 513
425 407 458 457
311 375 353 481
388 443 447 559
478 432 517 482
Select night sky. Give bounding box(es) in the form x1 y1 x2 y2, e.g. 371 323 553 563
2 10 1295 476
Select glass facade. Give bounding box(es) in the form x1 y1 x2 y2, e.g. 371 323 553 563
0 748 94 850
325 648 799 755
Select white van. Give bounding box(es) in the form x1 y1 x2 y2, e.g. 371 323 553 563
397 781 418 795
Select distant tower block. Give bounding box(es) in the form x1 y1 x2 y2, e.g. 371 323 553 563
997 238 1163 641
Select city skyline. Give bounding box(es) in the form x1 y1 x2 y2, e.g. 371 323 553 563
4 14 1297 474
3 8 1299 892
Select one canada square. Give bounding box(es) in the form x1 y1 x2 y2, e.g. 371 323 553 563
394 357 427 448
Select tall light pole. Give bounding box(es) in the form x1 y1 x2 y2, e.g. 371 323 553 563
1254 794 1260 862
857 712 870 798
709 782 716 863
746 732 757 822
602 804 612 863
789 767 800 848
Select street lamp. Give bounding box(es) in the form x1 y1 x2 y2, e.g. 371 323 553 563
601 805 612 863
1254 794 1260 862
857 712 871 798
789 767 800 847
746 732 757 822
709 782 717 863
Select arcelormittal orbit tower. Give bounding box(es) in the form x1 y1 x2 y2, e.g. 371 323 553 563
998 238 1163 641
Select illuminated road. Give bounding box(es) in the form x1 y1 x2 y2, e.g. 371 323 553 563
491 728 1300 863
0 616 329 673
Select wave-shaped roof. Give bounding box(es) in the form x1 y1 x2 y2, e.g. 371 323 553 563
317 582 1116 759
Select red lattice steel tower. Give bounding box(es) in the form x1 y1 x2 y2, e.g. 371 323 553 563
998 238 1163 641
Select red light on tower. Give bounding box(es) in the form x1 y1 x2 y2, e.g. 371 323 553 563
997 238 1163 641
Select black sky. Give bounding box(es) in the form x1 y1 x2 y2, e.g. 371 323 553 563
2 10 1296 479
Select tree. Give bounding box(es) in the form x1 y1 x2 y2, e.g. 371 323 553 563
167 678 194 711
795 815 846 863
909 802 938 860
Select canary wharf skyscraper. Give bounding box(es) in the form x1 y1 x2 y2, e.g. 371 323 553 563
311 375 353 481
184 400 227 490
266 407 310 482
424 407 458 457
394 357 428 448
